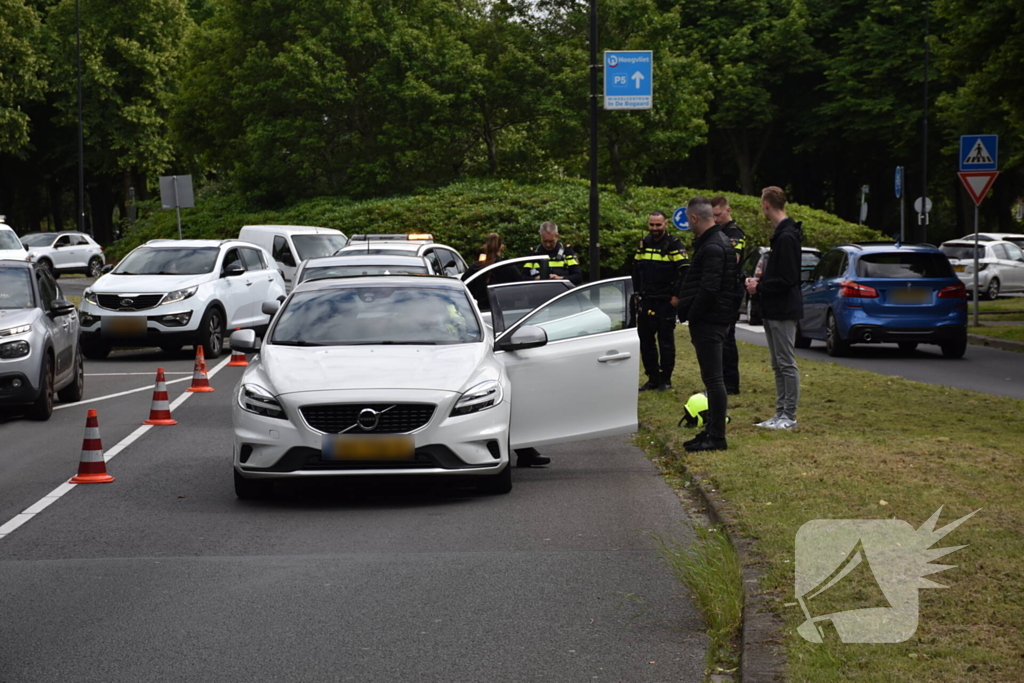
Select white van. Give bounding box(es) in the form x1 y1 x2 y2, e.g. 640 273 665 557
239 225 348 290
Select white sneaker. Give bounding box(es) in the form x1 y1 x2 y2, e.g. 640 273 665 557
754 416 781 428
770 418 798 430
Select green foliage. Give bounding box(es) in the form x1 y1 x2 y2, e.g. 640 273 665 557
0 0 47 154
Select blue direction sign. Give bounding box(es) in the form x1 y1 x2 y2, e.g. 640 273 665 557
672 207 689 231
604 51 653 110
959 134 998 171
894 166 903 198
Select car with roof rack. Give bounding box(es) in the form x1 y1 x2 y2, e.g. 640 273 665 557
293 253 436 286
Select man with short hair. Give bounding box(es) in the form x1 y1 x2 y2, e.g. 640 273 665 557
745 186 803 430
676 196 736 451
632 211 688 391
711 195 746 395
523 222 583 285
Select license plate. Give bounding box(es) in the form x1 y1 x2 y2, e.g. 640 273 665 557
889 288 930 304
953 265 965 272
101 316 147 338
321 434 415 461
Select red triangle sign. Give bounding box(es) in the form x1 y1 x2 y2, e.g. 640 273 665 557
958 171 999 206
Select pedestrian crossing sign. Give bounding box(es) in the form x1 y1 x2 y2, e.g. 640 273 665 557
959 135 998 171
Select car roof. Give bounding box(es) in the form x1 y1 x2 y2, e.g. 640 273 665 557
291 274 462 295
303 254 428 267
837 242 941 253
241 224 340 235
336 241 422 253
961 232 1024 240
943 239 1016 248
142 239 259 249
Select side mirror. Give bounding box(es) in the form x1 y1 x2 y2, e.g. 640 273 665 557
223 264 246 278
229 328 259 351
261 299 281 316
50 299 76 317
495 325 548 352
101 264 114 274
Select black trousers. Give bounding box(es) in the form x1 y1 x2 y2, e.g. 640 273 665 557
689 320 730 440
638 300 677 384
722 284 743 391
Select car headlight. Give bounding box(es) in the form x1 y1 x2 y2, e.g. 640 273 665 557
83 289 98 305
451 380 503 416
0 340 30 359
0 324 32 338
163 286 198 305
238 383 286 419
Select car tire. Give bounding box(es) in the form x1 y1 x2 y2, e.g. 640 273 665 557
81 337 111 360
747 296 763 326
197 306 225 358
27 355 54 421
941 331 968 359
794 323 812 349
984 278 1000 300
234 469 273 500
898 342 918 353
87 257 103 278
57 345 85 403
825 312 849 357
479 461 513 495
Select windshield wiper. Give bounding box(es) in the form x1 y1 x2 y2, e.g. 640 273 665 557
272 340 325 347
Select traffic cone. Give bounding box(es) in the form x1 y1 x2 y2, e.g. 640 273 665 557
70 409 114 484
143 368 178 425
187 346 215 393
226 328 249 367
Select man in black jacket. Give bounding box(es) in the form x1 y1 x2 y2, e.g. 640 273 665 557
745 186 803 430
677 196 737 451
632 211 689 391
523 222 583 286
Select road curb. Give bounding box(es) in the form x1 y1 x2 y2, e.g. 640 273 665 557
968 333 1024 352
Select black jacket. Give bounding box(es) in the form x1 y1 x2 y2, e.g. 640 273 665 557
677 224 738 326
631 233 689 302
523 242 583 285
757 217 804 321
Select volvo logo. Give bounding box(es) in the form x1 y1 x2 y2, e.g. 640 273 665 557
357 408 381 431
120 298 135 307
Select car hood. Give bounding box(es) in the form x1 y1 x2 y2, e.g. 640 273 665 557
1 249 29 260
92 273 209 293
0 308 39 329
261 343 494 396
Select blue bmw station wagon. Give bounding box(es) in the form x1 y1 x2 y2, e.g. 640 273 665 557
795 243 968 358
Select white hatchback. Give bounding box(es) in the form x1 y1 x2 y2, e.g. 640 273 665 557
229 274 639 498
940 239 1024 299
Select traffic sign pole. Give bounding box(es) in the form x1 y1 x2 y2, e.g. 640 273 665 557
973 209 980 326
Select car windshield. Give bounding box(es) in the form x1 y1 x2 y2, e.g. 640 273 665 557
0 269 33 308
272 286 481 345
114 247 219 275
856 252 954 279
300 264 429 283
0 231 24 250
20 233 56 247
940 245 984 260
292 234 349 261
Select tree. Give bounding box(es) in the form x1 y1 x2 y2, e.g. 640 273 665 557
0 0 47 156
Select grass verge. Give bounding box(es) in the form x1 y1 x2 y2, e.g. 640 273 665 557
639 327 1024 682
969 325 1024 344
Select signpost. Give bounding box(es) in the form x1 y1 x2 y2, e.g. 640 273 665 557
604 51 652 110
894 166 905 241
159 175 195 240
959 134 999 325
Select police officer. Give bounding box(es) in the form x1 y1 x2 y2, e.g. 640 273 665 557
523 222 583 285
632 211 689 392
711 196 746 395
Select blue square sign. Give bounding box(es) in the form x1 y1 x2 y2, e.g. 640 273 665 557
604 51 652 110
959 135 998 171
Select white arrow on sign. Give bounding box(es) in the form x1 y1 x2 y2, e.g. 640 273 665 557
631 71 644 88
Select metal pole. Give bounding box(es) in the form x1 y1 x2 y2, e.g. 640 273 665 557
900 193 905 242
588 0 600 282
921 0 929 244
76 0 86 234
173 176 182 240
972 209 980 326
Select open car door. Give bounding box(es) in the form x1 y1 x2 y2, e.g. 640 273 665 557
494 277 638 449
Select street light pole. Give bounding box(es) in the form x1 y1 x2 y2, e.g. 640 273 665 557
588 0 600 282
920 0 929 244
76 0 86 234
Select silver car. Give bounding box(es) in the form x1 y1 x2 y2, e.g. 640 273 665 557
0 261 84 420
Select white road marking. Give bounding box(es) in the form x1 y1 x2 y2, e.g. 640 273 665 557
54 376 192 410
0 356 234 541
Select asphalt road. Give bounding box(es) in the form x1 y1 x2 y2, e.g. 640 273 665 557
0 350 707 683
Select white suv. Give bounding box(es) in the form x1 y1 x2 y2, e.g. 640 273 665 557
20 231 105 278
78 239 286 359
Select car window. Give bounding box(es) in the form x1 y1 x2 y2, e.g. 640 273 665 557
1004 243 1024 261
114 247 219 275
272 236 295 265
272 286 481 345
240 247 267 271
515 280 627 342
54 235 71 247
855 252 954 279
72 235 89 246
992 244 1009 260
0 268 33 308
0 230 23 250
222 248 245 273
811 250 840 280
488 281 573 333
36 270 57 309
940 244 983 260
20 233 54 247
292 234 349 261
437 248 465 275
801 252 821 269
423 250 444 274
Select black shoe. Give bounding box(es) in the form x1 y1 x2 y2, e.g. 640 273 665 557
683 431 709 449
685 438 728 452
639 381 659 392
516 454 551 467
658 381 672 392
725 386 740 395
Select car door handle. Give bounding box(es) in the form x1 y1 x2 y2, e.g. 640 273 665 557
598 351 631 363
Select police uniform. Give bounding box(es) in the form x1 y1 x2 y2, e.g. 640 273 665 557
719 220 745 394
632 233 689 389
523 242 583 285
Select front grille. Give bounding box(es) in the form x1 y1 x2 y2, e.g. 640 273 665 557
300 403 435 434
96 294 164 311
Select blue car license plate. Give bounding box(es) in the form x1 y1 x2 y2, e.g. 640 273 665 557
321 434 415 461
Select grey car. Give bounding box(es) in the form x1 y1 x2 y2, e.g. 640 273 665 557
0 260 84 420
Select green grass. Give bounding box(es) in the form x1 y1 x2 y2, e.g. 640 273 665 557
638 328 1024 682
969 325 1024 343
976 297 1024 312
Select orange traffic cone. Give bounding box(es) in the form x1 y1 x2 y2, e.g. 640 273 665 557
226 328 249 367
70 409 115 484
187 346 215 393
144 368 178 425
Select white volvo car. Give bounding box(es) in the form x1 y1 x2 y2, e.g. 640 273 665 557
229 274 638 498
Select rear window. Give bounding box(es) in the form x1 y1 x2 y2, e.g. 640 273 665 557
940 245 983 260
856 252 953 279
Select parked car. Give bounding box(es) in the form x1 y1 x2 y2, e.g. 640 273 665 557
957 232 1024 250
228 273 638 499
238 225 349 292
739 246 822 325
20 231 105 278
940 239 1024 300
335 234 468 278
0 260 84 420
78 239 286 359
0 221 31 262
795 242 968 358
293 254 435 286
